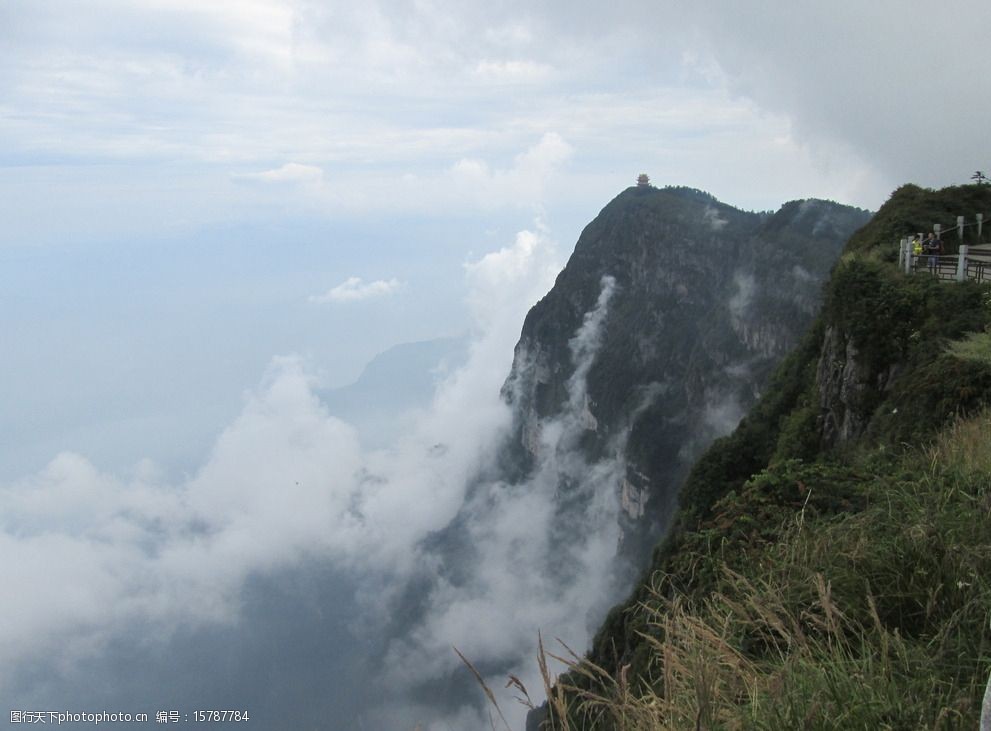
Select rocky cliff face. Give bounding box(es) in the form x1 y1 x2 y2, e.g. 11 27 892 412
500 186 870 558
815 324 901 447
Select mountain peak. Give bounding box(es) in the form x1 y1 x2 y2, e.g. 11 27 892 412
502 186 870 557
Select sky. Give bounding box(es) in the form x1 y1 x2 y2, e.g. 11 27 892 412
3 1 991 727
4 0 988 480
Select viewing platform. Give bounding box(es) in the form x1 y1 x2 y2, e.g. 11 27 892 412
899 243 991 283
896 212 991 283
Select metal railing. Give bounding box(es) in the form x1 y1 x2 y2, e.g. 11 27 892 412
898 242 991 283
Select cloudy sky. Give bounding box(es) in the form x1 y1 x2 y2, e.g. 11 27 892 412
2 0 990 727
5 0 988 480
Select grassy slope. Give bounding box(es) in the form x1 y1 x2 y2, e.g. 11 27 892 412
539 184 991 730
548 417 991 729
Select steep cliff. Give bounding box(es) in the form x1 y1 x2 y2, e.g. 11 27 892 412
544 184 991 730
386 186 868 722
499 185 869 559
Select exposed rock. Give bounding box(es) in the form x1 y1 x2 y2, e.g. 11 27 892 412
815 324 900 447
620 467 651 520
501 187 870 559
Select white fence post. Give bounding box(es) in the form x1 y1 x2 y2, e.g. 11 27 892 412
957 244 969 282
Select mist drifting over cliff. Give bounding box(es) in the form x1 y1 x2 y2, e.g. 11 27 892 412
1 184 872 730
2 227 607 729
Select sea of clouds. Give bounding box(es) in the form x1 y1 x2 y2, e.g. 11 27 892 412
3 228 638 729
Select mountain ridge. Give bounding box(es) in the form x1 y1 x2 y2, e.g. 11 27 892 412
498 184 870 559
528 182 991 730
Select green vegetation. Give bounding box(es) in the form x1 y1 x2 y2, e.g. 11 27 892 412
845 183 991 259
948 331 991 365
534 413 991 729
822 257 991 371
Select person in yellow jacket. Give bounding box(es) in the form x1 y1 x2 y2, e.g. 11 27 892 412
911 235 923 269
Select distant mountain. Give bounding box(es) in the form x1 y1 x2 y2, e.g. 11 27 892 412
320 336 469 447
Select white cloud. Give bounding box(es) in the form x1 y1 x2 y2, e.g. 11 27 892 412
464 227 560 326
703 205 728 231
448 132 574 208
0 358 365 681
309 277 401 304
0 226 562 696
728 270 756 321
377 275 628 729
678 0 991 196
474 59 555 82
236 162 325 185
2 0 929 248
